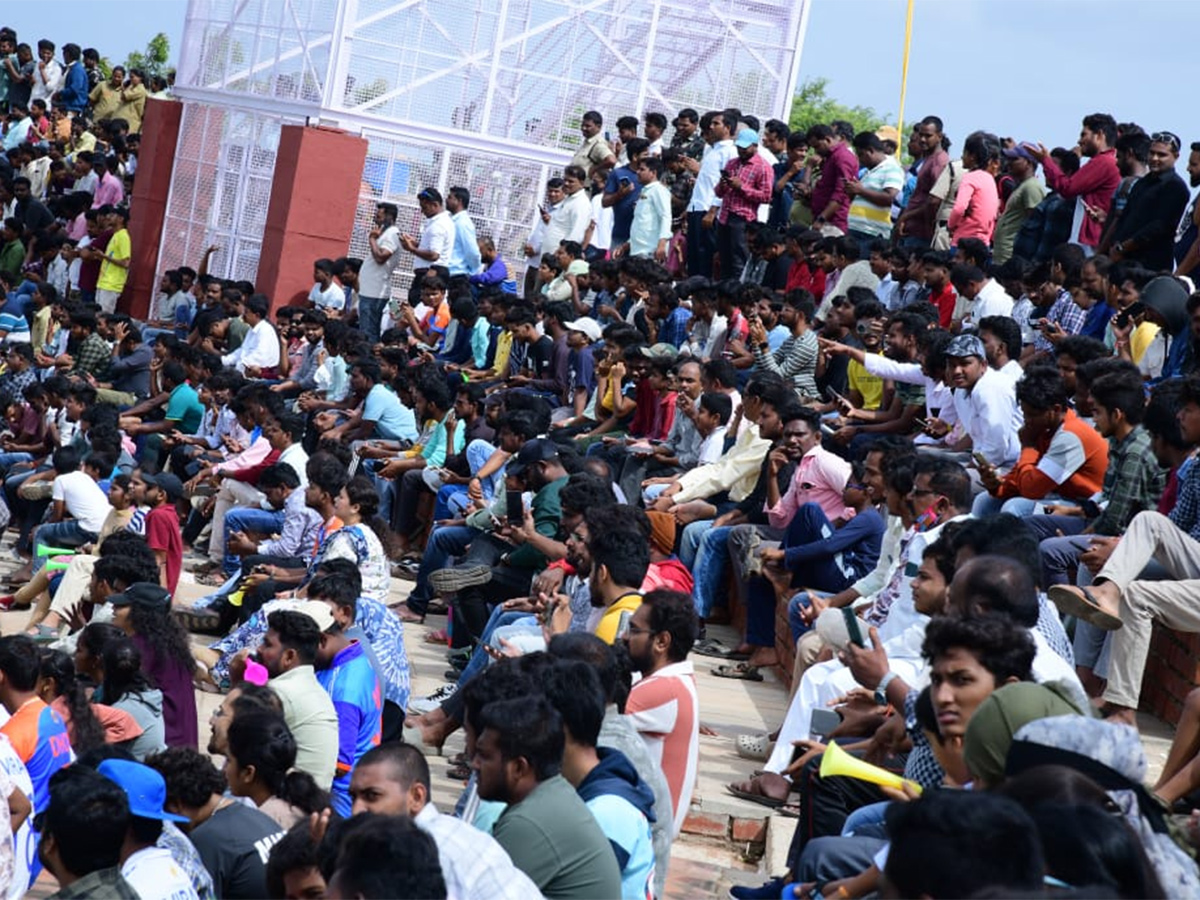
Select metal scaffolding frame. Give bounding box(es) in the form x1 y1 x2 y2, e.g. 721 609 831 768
161 0 810 286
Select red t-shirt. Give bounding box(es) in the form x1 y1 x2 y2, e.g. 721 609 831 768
145 504 183 594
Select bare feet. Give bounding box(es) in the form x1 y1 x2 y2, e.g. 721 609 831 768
747 647 779 668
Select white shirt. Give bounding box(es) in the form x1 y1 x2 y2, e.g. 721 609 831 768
279 443 309 487
998 359 1024 385
418 210 455 265
122 846 199 900
222 318 281 374
964 278 1014 327
73 169 98 195
358 224 401 298
308 281 345 311
542 188 591 250
31 60 63 106
689 139 736 212
415 803 542 900
589 193 613 252
951 366 1023 467
52 470 111 533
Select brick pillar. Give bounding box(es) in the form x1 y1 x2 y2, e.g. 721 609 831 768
125 98 183 318
255 125 369 314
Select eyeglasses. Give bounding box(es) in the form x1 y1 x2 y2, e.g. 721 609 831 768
1151 131 1181 152
845 482 866 491
625 624 654 636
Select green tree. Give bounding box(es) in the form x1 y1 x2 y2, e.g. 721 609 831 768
124 32 172 80
788 77 889 136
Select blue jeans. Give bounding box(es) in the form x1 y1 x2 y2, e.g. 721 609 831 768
434 440 501 519
408 524 478 614
971 493 1045 518
691 523 732 618
32 520 96 575
455 608 535 687
0 452 32 476
222 507 286 574
359 295 387 346
746 505 855 648
787 590 832 643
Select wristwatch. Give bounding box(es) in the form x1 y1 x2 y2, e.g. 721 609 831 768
874 670 899 706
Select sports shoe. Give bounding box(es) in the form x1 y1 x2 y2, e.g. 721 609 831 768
429 564 492 595
407 682 458 716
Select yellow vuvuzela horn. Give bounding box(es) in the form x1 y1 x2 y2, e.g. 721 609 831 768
818 741 923 795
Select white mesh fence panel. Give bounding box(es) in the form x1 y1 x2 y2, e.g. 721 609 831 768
164 0 808 293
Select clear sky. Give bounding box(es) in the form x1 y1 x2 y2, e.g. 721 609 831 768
6 0 1194 153
3 1 187 72
799 0 1197 149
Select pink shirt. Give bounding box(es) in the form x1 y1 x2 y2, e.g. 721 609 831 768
91 171 124 209
948 169 1000 244
765 444 852 530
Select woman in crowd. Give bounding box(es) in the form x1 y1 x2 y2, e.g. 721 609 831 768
224 710 330 829
109 582 198 748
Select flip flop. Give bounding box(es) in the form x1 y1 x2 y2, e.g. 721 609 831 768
776 804 800 819
725 773 790 808
1047 585 1123 631
424 629 449 645
445 762 471 781
712 663 764 682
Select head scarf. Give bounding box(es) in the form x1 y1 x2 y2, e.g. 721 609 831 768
644 510 676 558
1010 715 1200 894
962 681 1084 787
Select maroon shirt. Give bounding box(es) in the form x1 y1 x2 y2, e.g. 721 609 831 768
904 148 949 241
810 142 860 233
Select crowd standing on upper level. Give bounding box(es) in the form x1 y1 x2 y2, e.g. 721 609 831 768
0 21 1199 900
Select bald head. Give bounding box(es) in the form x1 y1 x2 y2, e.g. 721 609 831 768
948 555 1038 628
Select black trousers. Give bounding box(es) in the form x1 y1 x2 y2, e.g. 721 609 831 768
450 533 535 648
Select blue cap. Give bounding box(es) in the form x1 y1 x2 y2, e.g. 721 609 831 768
735 128 759 149
98 759 190 823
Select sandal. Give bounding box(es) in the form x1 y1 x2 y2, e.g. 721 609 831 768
424 629 449 645
1047 585 1123 631
445 762 471 781
194 571 231 587
712 662 764 682
735 732 773 761
425 599 449 616
725 773 791 808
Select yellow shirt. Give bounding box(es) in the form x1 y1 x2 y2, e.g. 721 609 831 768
97 229 131 293
848 357 884 411
491 330 513 376
594 592 642 645
1131 321 1161 365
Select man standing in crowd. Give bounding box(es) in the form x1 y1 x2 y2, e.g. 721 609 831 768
1024 113 1121 252
359 202 401 345
400 188 454 305
687 110 735 278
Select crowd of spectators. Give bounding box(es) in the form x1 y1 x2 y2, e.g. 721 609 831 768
1 21 1200 900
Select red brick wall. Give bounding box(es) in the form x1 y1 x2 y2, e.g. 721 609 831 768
1141 624 1200 723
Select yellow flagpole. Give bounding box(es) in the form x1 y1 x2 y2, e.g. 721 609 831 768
895 0 915 159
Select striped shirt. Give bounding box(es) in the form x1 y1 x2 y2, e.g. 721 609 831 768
624 660 698 836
